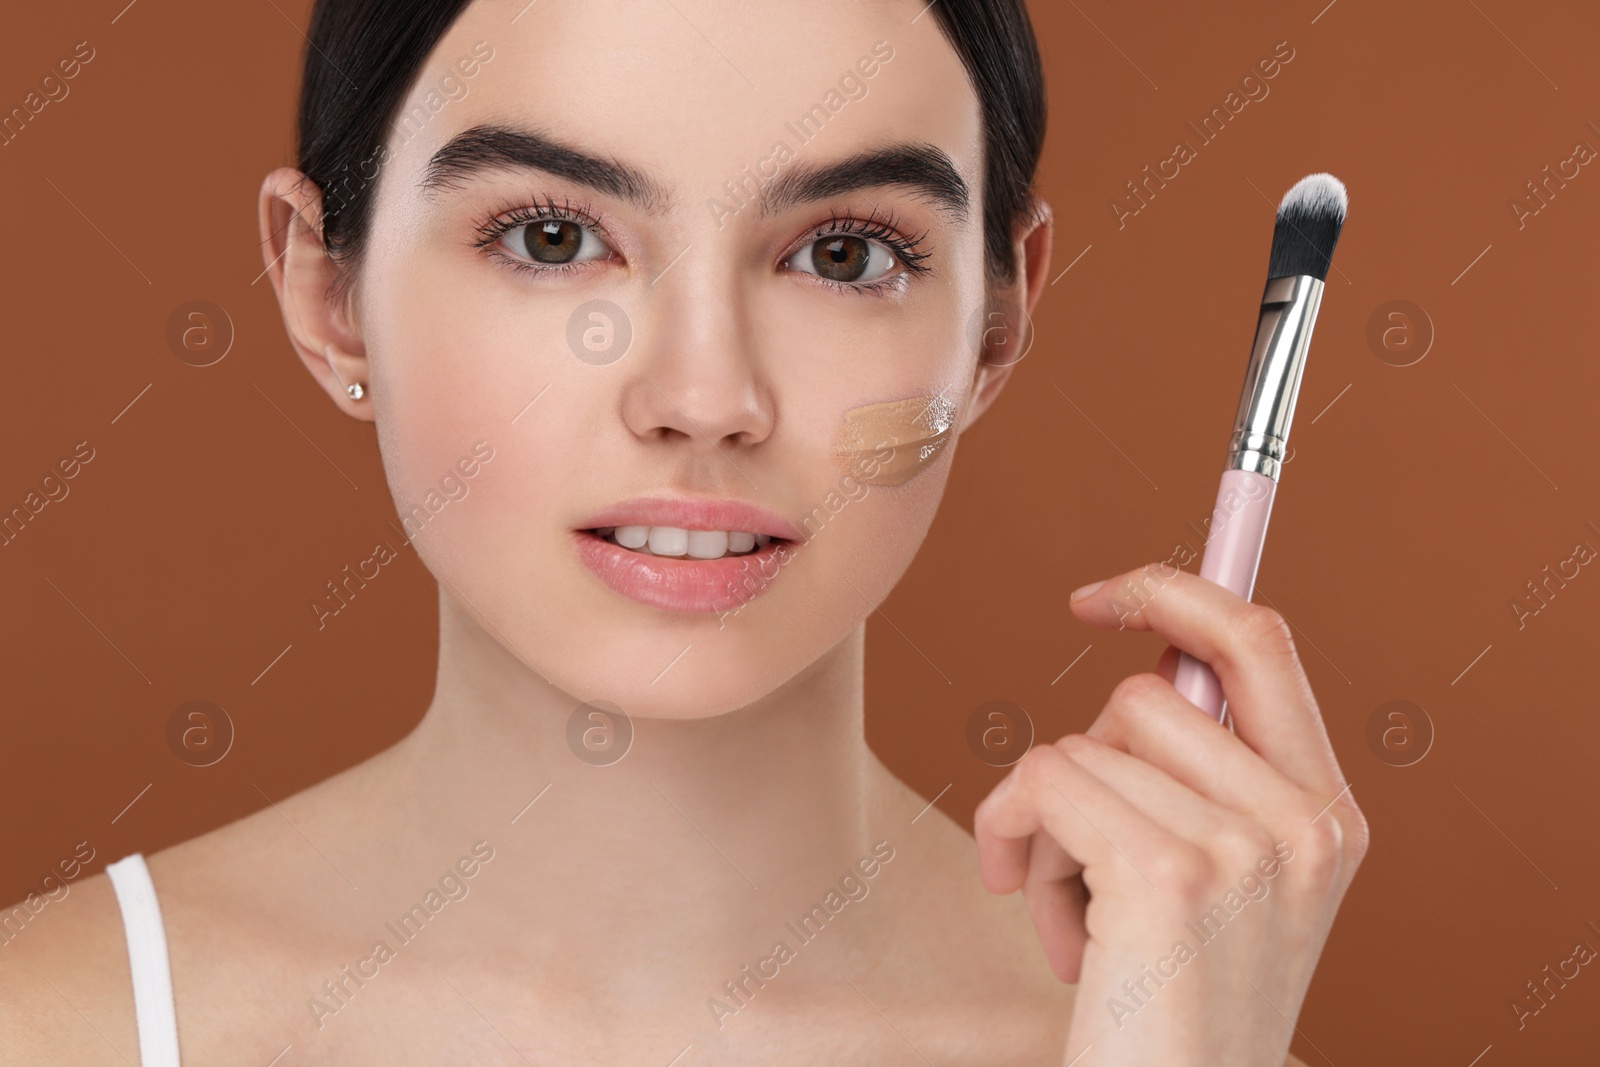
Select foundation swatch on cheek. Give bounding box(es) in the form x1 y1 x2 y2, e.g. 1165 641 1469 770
833 393 959 486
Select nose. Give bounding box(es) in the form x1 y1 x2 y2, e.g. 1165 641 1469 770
617 258 776 454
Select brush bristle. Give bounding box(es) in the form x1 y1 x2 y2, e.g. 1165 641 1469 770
1267 173 1348 282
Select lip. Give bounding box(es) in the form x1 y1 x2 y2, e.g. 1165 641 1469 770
577 495 804 542
572 495 805 614
571 529 799 614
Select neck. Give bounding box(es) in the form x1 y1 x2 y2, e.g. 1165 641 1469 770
375 589 904 1006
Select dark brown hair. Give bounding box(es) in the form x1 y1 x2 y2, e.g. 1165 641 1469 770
296 0 1047 298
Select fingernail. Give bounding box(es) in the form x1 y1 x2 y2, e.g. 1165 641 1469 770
1069 579 1105 602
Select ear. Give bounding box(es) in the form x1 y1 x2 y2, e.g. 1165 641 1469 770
961 195 1054 433
257 166 373 423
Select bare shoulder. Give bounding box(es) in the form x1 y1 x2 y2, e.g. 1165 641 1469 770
0 868 141 1064
0 798 359 1063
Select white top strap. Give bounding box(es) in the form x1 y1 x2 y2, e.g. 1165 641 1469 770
106 853 181 1067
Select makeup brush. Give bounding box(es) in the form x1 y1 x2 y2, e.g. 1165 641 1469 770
1172 173 1348 724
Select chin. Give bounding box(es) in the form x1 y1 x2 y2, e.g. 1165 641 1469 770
532 600 846 723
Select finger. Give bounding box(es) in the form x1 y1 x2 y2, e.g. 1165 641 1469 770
1155 643 1180 683
1022 862 1089 983
1082 674 1317 829
975 744 1192 899
1057 733 1279 858
1069 564 1343 797
1023 819 1083 884
1016 831 1088 982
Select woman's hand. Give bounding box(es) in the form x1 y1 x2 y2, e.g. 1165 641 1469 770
974 562 1368 1067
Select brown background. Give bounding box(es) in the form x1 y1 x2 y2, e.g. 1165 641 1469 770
4 0 1598 1062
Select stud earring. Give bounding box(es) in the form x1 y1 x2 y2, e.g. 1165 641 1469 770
347 382 365 400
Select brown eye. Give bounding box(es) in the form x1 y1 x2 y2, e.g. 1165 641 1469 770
496 214 613 272
524 219 583 263
815 235 869 281
787 232 898 287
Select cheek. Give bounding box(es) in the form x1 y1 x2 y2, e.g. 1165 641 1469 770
820 479 946 619
783 386 961 631
831 392 959 487
365 248 579 579
760 298 975 618
366 229 555 467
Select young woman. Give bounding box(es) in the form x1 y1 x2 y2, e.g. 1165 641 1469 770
2 1 1366 1062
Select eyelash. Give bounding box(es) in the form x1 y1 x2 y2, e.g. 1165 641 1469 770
469 195 935 295
471 194 611 280
798 207 934 297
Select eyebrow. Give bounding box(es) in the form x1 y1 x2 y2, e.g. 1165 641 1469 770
756 142 970 223
419 124 672 212
419 124 970 223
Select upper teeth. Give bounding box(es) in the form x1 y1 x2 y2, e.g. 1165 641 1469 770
597 526 772 559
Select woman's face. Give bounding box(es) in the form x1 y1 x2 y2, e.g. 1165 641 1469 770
344 0 1014 718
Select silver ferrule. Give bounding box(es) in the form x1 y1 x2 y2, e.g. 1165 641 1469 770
1226 274 1325 481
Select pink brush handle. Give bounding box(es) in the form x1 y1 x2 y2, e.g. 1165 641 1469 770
1172 468 1277 723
